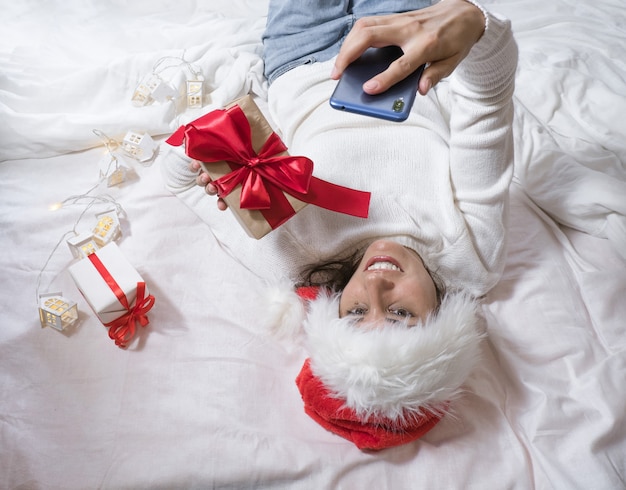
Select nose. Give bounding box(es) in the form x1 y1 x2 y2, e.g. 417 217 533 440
362 274 394 323
364 273 394 292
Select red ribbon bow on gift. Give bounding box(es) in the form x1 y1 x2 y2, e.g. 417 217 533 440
166 103 370 229
88 253 156 349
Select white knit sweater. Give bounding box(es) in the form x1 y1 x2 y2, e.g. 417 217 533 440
162 10 517 297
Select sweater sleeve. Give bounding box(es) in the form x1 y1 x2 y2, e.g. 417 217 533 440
446 9 518 290
159 145 198 194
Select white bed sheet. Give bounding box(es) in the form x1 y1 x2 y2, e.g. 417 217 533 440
1 1 625 489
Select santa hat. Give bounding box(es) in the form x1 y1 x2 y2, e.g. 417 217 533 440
264 284 484 451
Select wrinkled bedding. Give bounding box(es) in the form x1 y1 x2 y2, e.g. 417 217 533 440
1 1 624 488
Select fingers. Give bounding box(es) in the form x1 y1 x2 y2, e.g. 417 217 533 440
363 54 421 95
189 159 229 211
418 56 462 95
205 178 229 211
215 197 228 211
189 159 201 172
331 16 396 80
196 170 209 188
331 1 486 96
332 15 432 95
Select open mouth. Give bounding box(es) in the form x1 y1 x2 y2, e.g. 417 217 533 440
365 256 403 272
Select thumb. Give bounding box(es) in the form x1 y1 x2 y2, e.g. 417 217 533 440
418 58 460 95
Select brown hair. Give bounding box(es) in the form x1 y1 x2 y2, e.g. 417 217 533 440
298 249 364 292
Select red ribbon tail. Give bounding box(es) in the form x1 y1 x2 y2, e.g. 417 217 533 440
165 126 186 146
109 319 135 349
294 177 371 219
103 284 155 349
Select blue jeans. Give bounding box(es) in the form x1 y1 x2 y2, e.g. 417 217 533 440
263 0 433 83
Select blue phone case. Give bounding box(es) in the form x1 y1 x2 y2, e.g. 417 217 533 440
329 46 424 122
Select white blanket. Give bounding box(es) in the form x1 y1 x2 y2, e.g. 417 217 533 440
507 0 626 259
1 1 624 489
0 1 268 161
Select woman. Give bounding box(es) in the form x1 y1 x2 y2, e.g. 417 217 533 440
162 0 517 450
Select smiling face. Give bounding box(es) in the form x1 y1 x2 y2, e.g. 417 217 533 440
339 240 438 327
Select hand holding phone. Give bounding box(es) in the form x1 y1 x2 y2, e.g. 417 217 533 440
330 2 486 97
329 46 424 122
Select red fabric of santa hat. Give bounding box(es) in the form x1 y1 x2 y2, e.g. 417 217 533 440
264 284 485 450
296 358 443 450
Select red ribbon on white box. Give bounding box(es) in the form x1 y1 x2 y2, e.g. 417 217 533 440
87 253 155 348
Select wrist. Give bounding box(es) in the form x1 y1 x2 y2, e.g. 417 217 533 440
439 0 487 41
464 0 488 39
452 10 516 91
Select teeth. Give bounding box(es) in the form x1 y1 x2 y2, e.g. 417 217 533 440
367 261 400 271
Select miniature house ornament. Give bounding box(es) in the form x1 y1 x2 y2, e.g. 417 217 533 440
93 209 121 247
99 154 129 187
131 78 151 107
67 232 100 259
131 73 176 106
186 77 204 109
122 131 157 163
39 292 79 331
148 74 177 103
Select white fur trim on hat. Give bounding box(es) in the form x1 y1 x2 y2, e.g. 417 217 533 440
303 291 485 423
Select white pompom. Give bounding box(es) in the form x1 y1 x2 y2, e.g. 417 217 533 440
261 282 306 339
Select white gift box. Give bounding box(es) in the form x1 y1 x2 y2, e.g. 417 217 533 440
68 242 148 325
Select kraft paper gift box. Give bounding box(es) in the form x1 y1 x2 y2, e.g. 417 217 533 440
69 242 154 347
201 96 308 239
166 95 371 239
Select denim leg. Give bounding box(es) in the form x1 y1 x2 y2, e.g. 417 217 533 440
262 0 434 83
263 0 353 83
351 0 432 17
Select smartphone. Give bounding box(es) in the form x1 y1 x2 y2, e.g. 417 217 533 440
329 46 424 123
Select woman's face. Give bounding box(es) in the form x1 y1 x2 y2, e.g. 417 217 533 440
339 240 438 327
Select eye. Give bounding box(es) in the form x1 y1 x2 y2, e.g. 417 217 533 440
389 308 413 319
347 306 368 316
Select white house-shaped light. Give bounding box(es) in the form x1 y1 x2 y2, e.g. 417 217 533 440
67 232 100 259
122 131 157 163
131 74 176 106
98 154 128 187
186 79 204 109
107 166 127 187
131 78 152 107
39 293 78 331
93 210 121 247
147 74 176 102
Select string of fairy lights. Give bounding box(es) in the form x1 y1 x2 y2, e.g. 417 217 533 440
37 53 205 337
